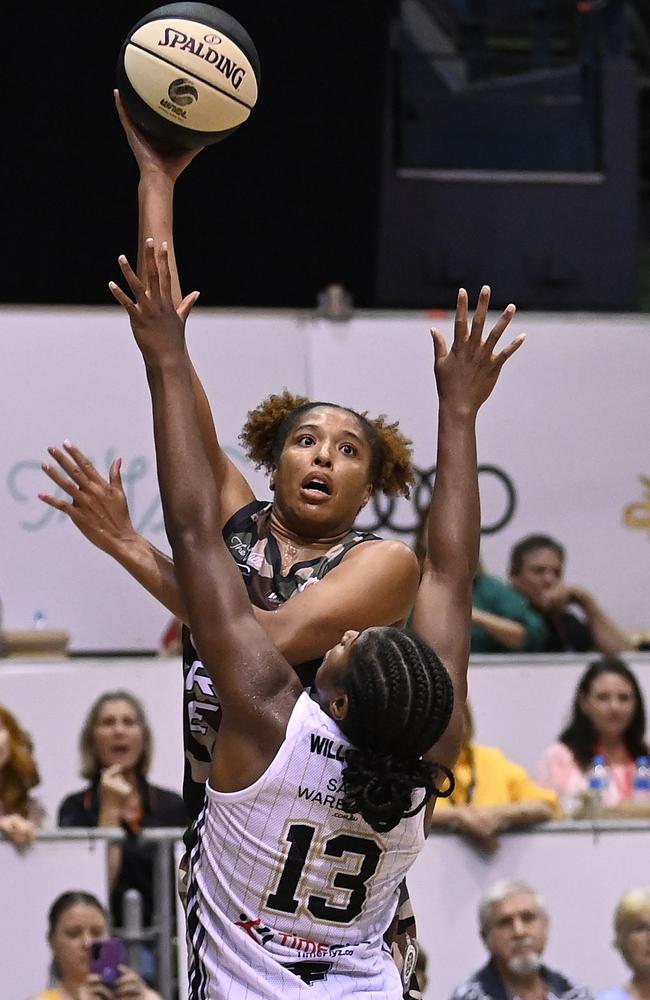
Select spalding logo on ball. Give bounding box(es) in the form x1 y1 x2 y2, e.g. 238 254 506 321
117 2 260 148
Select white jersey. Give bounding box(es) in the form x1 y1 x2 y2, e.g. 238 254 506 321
185 691 426 999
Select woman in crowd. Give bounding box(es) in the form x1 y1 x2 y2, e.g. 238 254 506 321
430 703 557 851
57 691 187 929
31 891 160 1000
597 887 650 1000
0 704 45 849
538 657 648 810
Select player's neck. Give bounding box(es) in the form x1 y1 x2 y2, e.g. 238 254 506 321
269 508 350 552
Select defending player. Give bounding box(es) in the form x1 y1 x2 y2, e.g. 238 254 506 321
109 239 522 997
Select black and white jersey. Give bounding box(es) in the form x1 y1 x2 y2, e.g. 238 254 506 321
185 692 426 999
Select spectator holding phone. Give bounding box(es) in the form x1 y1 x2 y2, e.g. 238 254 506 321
30 891 160 1000
0 704 45 850
57 692 186 928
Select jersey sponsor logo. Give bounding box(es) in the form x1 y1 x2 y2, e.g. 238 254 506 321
235 913 274 946
309 732 348 762
234 913 356 961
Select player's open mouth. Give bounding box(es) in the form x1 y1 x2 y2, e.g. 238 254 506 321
300 475 332 499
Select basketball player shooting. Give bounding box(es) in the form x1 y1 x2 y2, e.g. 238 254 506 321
109 240 523 998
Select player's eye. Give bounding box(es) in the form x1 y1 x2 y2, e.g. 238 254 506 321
297 435 315 447
340 443 356 456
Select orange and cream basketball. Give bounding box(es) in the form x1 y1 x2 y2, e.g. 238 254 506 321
117 3 260 149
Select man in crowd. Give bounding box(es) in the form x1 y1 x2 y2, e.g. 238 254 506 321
450 879 592 1000
509 534 631 655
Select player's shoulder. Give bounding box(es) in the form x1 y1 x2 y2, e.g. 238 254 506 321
342 536 418 575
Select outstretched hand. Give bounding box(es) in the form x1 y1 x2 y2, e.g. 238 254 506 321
114 89 203 182
39 442 136 555
109 239 199 365
432 286 524 416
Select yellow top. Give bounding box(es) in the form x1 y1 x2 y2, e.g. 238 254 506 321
436 744 559 811
30 990 65 1000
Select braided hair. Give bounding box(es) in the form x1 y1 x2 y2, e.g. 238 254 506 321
339 628 455 833
239 390 415 498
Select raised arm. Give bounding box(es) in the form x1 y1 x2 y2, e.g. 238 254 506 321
411 287 524 769
110 241 301 790
115 91 255 525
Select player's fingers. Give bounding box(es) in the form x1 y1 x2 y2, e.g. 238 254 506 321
109 279 137 317
469 284 491 341
431 327 449 364
108 457 123 488
496 333 526 366
483 303 516 353
40 463 79 500
177 290 200 322
46 445 88 486
452 288 469 348
117 254 145 300
63 442 106 487
37 493 71 512
158 241 173 300
143 237 160 298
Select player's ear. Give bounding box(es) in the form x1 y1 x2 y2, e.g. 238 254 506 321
330 692 349 721
269 464 277 491
357 483 373 513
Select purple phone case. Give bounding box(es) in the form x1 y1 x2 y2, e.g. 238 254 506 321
89 938 126 988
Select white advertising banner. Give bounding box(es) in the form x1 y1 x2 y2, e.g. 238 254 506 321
1 307 648 651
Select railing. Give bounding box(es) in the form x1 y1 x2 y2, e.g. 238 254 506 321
5 817 650 999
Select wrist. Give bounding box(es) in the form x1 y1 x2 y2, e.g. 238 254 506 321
98 809 122 827
138 168 175 190
438 400 479 423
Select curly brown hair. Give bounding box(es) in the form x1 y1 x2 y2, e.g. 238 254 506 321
239 390 415 498
0 705 40 817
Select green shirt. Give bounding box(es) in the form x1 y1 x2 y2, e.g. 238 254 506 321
471 573 546 653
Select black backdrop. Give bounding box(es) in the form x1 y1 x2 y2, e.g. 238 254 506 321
2 2 392 307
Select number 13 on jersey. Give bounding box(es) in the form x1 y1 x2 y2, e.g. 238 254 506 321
265 822 382 925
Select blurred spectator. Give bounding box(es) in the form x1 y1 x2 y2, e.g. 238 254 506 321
29 890 161 1000
57 691 187 929
538 658 648 812
450 879 592 1000
430 705 557 852
597 888 650 1000
472 563 546 653
0 704 45 850
509 534 631 655
413 524 546 656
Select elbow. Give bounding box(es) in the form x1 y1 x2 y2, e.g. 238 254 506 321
168 523 211 559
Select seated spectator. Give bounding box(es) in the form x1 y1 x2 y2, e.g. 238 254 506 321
0 704 45 849
430 705 557 851
30 890 161 1000
472 563 546 653
538 657 648 812
509 534 631 655
57 691 187 929
597 888 650 1000
450 878 592 1000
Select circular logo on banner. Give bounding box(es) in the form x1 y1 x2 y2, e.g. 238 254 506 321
356 464 517 537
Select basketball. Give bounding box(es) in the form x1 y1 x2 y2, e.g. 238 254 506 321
116 3 260 149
